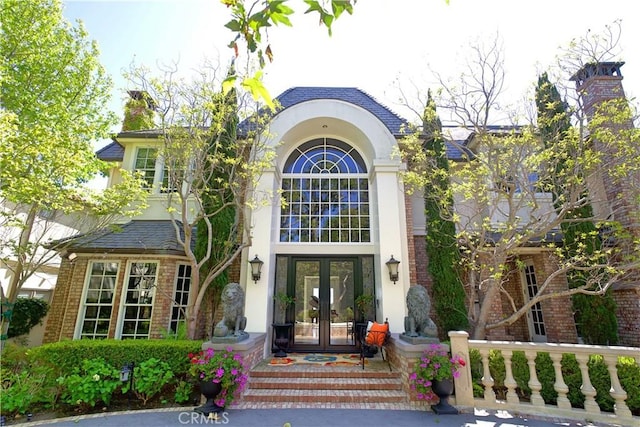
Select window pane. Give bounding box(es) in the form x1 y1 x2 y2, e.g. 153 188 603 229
280 139 370 243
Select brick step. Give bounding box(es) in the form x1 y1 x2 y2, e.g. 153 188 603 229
249 376 402 391
241 388 407 404
249 367 396 379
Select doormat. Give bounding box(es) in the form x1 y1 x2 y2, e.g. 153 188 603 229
268 353 364 367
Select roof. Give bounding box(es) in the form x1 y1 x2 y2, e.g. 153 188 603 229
270 87 408 136
58 220 191 255
96 88 508 163
95 141 124 162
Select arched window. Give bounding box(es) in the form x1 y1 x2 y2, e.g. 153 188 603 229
280 138 370 243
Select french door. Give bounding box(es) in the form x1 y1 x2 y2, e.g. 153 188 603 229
275 255 374 352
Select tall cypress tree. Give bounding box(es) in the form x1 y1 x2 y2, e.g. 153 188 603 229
193 66 239 329
535 73 617 344
422 91 469 337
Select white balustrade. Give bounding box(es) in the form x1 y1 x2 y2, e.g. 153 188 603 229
449 331 639 427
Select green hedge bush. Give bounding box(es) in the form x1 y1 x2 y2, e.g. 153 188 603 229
469 348 639 415
27 339 203 376
1 340 204 417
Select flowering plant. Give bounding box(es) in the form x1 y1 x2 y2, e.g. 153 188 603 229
188 347 248 407
409 344 466 402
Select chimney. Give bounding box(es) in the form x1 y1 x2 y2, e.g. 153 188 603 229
572 61 640 346
122 90 156 131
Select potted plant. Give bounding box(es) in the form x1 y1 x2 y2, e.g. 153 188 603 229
188 347 248 416
273 292 295 324
409 343 465 414
355 294 374 321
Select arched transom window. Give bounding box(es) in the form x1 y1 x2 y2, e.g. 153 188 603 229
280 138 370 243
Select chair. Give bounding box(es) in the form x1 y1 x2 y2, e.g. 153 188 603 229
357 318 391 371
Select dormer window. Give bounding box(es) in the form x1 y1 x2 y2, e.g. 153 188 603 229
134 147 158 191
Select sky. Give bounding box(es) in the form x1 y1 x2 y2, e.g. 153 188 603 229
62 0 640 146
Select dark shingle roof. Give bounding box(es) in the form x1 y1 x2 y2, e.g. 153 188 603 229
60 220 191 255
95 141 124 162
272 87 408 136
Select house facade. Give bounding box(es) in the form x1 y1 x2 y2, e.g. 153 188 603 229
43 62 640 351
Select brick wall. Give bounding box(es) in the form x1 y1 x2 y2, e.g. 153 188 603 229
614 287 640 347
576 65 640 347
531 254 578 343
44 255 196 342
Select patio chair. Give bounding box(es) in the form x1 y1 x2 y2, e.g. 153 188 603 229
357 318 391 371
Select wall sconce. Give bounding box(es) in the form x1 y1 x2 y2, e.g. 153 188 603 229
249 255 264 283
386 255 400 284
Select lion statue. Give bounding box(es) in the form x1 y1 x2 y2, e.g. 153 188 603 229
405 285 438 338
213 282 247 337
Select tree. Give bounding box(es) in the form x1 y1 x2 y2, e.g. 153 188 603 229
125 61 275 339
421 91 469 337
220 0 356 108
535 72 618 345
0 0 146 347
401 30 639 340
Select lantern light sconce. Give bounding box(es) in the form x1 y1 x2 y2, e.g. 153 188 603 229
249 255 264 283
386 255 400 284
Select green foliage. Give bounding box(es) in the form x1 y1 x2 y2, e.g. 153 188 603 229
0 364 54 415
174 380 193 404
130 358 174 405
422 91 468 337
7 298 49 338
222 0 355 107
27 339 203 376
122 97 155 131
1 341 203 416
57 358 121 408
0 0 148 337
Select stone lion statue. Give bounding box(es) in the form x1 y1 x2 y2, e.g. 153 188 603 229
213 282 247 337
405 285 438 338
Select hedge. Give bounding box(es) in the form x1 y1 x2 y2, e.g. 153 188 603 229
26 339 204 376
1 340 206 417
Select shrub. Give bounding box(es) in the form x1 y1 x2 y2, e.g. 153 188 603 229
57 358 121 408
130 358 174 405
28 339 203 377
0 366 49 415
7 298 49 338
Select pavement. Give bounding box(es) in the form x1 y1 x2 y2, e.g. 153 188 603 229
8 407 619 427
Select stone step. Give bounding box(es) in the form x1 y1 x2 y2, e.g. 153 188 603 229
249 376 402 391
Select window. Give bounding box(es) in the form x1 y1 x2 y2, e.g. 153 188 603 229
78 261 119 339
120 261 157 339
280 138 370 243
522 262 547 341
134 147 158 190
170 264 191 334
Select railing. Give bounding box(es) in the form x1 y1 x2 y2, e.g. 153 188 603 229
449 331 640 427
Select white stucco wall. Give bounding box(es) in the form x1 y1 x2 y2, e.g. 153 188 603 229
243 99 410 344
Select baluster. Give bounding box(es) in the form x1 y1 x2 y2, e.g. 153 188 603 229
502 350 519 404
549 352 570 409
603 355 632 418
524 350 544 407
575 353 599 415
479 348 495 402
